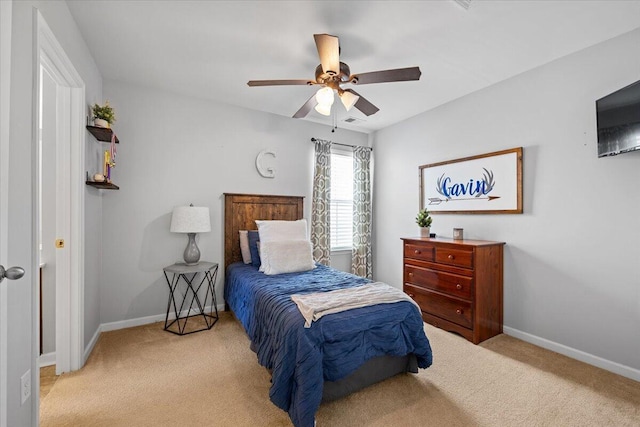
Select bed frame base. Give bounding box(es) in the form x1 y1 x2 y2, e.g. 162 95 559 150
322 354 417 402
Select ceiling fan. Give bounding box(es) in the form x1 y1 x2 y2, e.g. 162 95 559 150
247 33 421 119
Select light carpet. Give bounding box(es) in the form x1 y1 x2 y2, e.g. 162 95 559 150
40 312 640 426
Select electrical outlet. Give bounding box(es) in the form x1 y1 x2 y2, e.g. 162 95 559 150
21 370 31 405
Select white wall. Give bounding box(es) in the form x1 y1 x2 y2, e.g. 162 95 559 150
100 80 367 323
372 28 640 378
8 0 102 424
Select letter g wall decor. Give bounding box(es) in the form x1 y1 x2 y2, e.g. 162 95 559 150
256 149 276 178
419 147 523 214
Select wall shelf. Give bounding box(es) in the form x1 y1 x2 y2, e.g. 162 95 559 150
85 181 119 190
86 125 119 143
86 125 120 189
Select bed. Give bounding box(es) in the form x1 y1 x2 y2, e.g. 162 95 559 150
223 193 433 427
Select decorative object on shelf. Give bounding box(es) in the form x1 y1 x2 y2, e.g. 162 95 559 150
101 134 117 183
93 173 105 182
419 147 523 214
91 101 115 128
109 131 117 175
93 118 108 128
416 208 432 237
170 204 211 265
103 150 111 181
453 228 464 240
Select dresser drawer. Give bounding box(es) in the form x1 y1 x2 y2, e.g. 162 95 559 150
421 312 473 342
435 247 473 269
404 284 472 328
404 243 434 262
404 265 472 300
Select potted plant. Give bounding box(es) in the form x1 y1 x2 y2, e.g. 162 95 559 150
416 208 432 237
92 101 116 128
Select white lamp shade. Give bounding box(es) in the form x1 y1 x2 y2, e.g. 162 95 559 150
314 103 332 116
170 206 211 233
315 87 335 106
340 91 359 112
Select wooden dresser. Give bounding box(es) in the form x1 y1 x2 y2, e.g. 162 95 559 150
402 237 505 344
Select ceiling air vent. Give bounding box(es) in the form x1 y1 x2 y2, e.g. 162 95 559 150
453 0 471 10
343 117 365 124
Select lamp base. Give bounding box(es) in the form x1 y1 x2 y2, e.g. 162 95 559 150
183 233 201 265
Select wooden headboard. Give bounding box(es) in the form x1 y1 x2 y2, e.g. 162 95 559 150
223 193 304 270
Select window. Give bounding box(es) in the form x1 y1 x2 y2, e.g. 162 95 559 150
330 150 353 250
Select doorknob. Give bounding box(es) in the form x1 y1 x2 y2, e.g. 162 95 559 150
0 265 25 283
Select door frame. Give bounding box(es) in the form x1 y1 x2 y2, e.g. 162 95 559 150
0 1 13 426
34 11 85 380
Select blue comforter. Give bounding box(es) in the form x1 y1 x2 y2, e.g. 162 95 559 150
225 263 432 427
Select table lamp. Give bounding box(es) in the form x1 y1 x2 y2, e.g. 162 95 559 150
170 204 211 265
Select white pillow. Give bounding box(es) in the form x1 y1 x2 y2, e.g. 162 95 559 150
256 219 309 272
260 240 316 275
239 230 251 264
255 219 308 243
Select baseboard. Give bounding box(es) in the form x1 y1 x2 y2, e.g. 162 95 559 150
38 352 56 367
83 324 102 365
503 326 640 382
100 312 167 333
98 303 226 333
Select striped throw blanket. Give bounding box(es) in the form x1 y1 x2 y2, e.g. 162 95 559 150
291 282 419 328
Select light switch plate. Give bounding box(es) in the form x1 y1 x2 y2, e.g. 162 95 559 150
21 370 31 405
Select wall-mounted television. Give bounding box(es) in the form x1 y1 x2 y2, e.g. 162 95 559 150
596 79 640 157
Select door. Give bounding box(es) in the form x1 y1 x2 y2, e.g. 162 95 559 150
0 0 10 424
1 1 34 425
2 6 86 425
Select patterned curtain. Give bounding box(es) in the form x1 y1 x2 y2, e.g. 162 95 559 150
311 139 331 265
351 146 372 278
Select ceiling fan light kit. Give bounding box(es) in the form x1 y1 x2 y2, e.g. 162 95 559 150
315 87 335 106
248 33 421 119
340 90 359 112
314 103 332 116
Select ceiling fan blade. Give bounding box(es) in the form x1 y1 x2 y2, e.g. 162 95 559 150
344 89 379 116
293 93 318 118
350 67 421 85
247 79 314 87
314 34 340 76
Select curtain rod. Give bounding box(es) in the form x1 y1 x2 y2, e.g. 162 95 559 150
310 138 373 151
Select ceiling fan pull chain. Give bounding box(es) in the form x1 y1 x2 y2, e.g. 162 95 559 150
332 107 337 132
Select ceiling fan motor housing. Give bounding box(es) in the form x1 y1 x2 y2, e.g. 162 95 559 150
315 62 352 86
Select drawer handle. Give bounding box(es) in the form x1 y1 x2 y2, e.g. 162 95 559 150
456 309 463 315
448 254 454 260
408 293 415 298
456 284 462 290
414 250 421 255
408 272 413 277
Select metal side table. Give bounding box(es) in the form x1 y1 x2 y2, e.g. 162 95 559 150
163 261 219 335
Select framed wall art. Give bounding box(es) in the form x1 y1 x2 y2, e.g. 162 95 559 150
419 147 523 214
